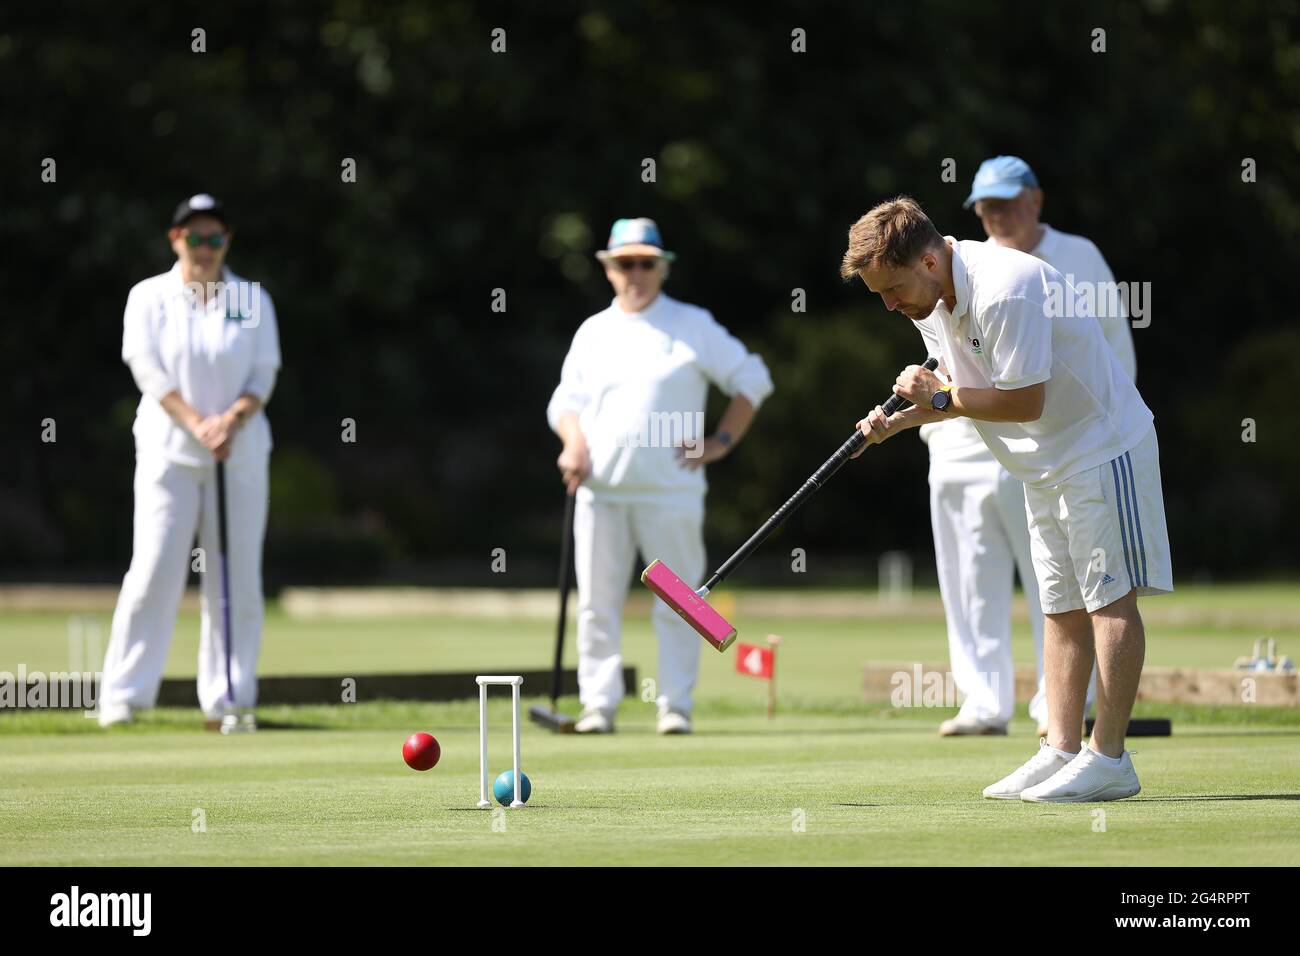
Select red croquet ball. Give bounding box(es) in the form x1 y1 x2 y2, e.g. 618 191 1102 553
402 732 441 771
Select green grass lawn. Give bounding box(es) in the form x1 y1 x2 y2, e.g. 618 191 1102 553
1 702 1297 866
0 585 1297 866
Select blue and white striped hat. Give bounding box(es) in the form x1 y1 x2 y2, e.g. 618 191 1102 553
596 217 676 261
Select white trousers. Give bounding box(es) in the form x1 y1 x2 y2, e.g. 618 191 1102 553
929 458 1049 725
573 495 705 716
100 455 268 717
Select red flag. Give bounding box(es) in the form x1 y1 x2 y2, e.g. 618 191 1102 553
734 642 774 680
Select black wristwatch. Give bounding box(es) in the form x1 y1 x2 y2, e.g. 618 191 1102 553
715 431 733 447
931 386 953 413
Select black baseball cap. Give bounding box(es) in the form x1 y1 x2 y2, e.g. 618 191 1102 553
171 193 228 229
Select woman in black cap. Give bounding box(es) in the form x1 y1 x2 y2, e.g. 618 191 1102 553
97 194 281 731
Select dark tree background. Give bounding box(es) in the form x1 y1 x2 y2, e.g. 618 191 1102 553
2 1 1297 588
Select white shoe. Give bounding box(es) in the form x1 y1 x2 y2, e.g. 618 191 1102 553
96 702 133 728
574 708 614 734
939 715 1007 736
656 710 692 735
1021 747 1141 803
218 709 257 735
982 739 1076 800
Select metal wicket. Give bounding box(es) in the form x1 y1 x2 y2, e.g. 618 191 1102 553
476 675 524 808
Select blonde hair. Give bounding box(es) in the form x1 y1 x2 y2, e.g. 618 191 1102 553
840 196 943 279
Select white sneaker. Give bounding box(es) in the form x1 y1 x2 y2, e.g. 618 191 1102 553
939 714 1007 736
656 710 692 735
96 702 133 728
1021 747 1141 803
982 739 1076 800
219 709 257 735
574 708 614 734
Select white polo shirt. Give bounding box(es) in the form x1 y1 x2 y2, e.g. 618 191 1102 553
1028 224 1136 380
912 238 1152 487
921 224 1137 462
547 293 773 503
122 262 281 468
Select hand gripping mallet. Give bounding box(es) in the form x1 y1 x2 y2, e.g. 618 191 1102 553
641 357 939 651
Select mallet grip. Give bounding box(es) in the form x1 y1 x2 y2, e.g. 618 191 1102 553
842 355 940 456
702 356 939 592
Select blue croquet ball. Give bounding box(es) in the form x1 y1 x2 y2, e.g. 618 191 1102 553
493 770 532 806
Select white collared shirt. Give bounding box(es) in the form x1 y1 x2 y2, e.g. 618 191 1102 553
122 262 281 467
547 293 773 501
1024 224 1136 380
912 238 1152 486
921 224 1139 463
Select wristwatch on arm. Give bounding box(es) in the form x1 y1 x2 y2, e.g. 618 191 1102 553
930 383 954 413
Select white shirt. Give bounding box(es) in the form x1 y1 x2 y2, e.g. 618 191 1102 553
547 293 773 503
921 226 1139 465
912 238 1152 487
1028 224 1136 380
122 262 281 467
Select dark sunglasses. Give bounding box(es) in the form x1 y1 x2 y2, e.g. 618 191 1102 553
184 232 228 249
611 257 660 272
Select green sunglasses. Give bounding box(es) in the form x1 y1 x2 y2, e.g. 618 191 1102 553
184 232 228 249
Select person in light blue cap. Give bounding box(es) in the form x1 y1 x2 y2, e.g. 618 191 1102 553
917 156 1136 738
963 155 1040 209
547 218 773 735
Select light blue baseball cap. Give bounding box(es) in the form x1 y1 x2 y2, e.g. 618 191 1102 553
964 156 1040 208
596 217 676 261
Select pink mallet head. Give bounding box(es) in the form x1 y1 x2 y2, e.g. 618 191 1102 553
641 559 738 652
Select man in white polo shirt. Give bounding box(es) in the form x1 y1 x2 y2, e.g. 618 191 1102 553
842 196 1171 802
548 218 773 735
920 157 1138 737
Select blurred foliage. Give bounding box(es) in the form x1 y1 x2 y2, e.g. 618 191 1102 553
1 1 1298 584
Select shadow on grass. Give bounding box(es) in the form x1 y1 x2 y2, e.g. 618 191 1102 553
244 719 331 731
695 726 932 737
1160 730 1300 738
440 805 616 811
1134 793 1300 802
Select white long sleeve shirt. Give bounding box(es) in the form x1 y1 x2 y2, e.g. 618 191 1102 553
547 293 773 503
921 224 1137 464
122 262 281 468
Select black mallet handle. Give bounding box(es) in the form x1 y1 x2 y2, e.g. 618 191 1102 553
215 460 235 704
549 491 576 707
701 357 939 593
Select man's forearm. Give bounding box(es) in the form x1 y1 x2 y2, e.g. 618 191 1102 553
228 393 262 426
714 395 756 446
948 384 1043 423
159 390 202 433
555 412 584 446
892 405 946 430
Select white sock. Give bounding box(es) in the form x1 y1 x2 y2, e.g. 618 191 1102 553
1050 746 1078 760
1087 746 1125 766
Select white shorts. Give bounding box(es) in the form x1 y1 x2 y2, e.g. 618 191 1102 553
1023 426 1173 614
